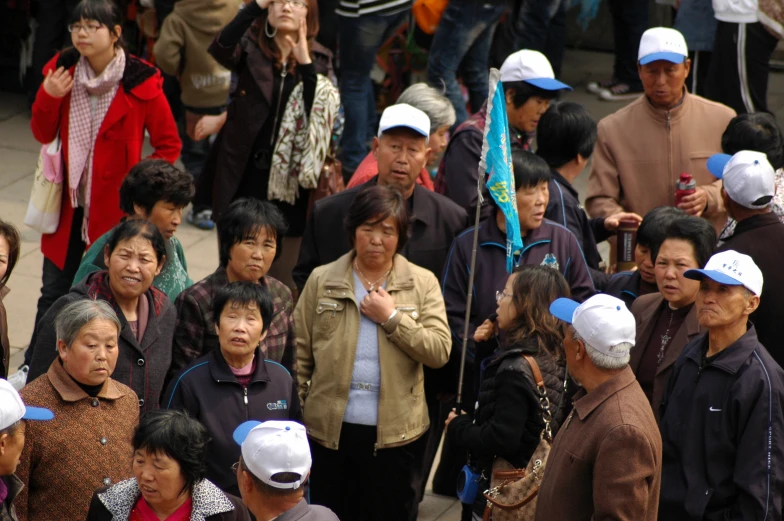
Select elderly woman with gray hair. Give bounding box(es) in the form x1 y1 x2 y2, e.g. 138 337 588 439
347 83 457 190
16 299 140 521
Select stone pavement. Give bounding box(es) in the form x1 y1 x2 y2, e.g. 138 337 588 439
0 48 782 521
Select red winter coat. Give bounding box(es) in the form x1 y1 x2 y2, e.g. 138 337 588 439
30 49 181 269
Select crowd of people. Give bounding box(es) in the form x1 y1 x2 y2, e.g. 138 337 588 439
0 0 783 519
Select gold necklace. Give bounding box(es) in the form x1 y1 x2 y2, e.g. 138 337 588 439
354 260 391 292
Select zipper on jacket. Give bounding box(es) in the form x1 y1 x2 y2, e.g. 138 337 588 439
270 68 288 147
373 443 378 457
243 387 248 405
666 111 673 203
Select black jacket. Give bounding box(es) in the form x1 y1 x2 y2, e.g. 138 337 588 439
659 327 784 520
716 212 784 365
546 172 611 290
292 177 469 290
604 270 644 310
164 346 302 497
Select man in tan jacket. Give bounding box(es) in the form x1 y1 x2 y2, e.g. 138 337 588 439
586 27 736 231
537 294 662 521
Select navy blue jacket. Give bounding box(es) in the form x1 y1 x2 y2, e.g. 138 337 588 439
659 326 784 520
441 209 594 366
164 347 302 497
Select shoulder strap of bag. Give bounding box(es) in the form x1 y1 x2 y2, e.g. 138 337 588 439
521 354 553 441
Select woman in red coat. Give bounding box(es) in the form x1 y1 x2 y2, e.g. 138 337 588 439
27 0 180 353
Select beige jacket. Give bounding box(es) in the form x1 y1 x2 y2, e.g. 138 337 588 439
153 0 238 108
586 91 735 230
295 252 451 450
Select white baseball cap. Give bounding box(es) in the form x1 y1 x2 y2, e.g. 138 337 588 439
377 103 430 140
233 420 311 490
685 250 763 296
549 294 635 357
0 379 54 431
638 27 688 65
499 50 572 91
707 150 775 209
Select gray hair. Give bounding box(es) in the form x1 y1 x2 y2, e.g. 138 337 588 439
570 326 631 370
55 299 121 349
396 83 457 134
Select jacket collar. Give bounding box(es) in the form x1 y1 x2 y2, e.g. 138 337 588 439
46 359 128 402
479 208 555 255
276 498 310 520
323 251 416 294
98 478 235 520
641 87 690 124
684 325 761 374
726 212 782 239
549 170 579 200
572 366 638 420
361 176 431 225
209 346 270 384
3 475 23 507
0 286 8 301
634 296 702 374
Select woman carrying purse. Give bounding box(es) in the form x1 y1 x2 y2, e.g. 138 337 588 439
445 265 574 520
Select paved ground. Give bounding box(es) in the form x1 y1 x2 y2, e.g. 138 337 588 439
1 48 782 520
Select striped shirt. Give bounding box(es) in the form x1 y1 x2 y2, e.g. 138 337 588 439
336 0 412 18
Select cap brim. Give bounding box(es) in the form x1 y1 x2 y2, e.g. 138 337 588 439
524 78 573 91
707 154 732 179
549 298 580 324
639 52 686 65
22 407 53 421
684 269 744 286
233 421 262 446
380 124 429 138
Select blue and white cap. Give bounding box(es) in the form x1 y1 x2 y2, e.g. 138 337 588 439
550 294 635 357
638 27 688 65
0 379 53 431
685 250 763 296
233 420 311 490
500 50 572 91
707 150 775 209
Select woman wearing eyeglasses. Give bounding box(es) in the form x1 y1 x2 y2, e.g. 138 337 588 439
28 0 181 357
445 265 574 520
196 0 340 292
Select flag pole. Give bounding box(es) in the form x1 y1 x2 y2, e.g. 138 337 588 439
455 175 485 409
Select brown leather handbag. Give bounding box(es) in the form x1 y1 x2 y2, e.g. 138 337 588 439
307 153 344 218
482 355 553 521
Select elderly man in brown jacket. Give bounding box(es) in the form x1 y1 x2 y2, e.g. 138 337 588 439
586 27 735 232
537 294 662 521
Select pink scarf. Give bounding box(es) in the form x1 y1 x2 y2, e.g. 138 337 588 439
67 50 125 243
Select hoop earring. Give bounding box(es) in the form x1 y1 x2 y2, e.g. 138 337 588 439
265 19 277 38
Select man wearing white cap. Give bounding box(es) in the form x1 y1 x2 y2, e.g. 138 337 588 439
586 27 736 232
0 379 53 520
536 294 662 521
658 250 784 519
233 420 338 521
709 150 784 361
435 49 571 220
294 102 468 291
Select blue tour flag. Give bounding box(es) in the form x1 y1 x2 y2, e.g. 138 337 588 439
479 69 522 273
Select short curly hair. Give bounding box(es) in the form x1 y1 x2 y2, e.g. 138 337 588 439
133 410 210 495
119 159 194 216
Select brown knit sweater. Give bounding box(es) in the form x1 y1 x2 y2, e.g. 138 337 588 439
16 360 140 521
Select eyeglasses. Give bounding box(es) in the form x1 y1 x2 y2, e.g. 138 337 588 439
272 0 308 9
231 461 240 472
496 290 511 303
67 23 103 33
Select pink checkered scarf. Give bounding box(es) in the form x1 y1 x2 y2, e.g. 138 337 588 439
67 50 125 242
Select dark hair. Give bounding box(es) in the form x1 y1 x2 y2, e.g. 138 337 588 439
512 150 552 189
68 0 124 49
119 160 194 216
217 198 288 268
636 206 688 250
105 219 166 265
133 410 209 495
652 216 716 269
0 421 21 438
503 81 558 109
213 281 275 334
239 458 305 497
721 112 784 170
506 265 570 357
0 219 21 288
255 0 319 73
344 185 410 253
536 102 597 169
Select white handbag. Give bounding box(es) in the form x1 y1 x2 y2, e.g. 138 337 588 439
24 135 64 234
